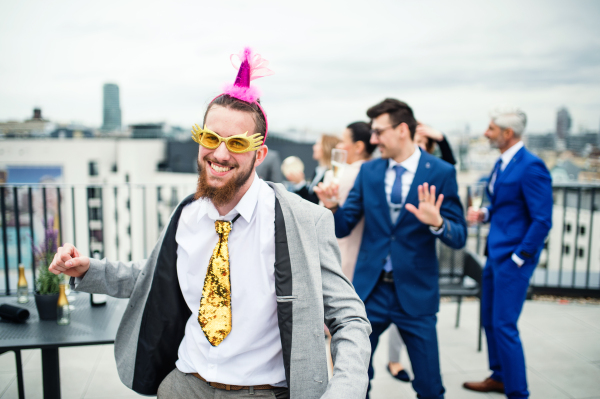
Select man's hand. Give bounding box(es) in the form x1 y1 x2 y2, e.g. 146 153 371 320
467 207 485 224
405 183 444 228
284 170 305 185
314 182 340 210
49 243 90 278
416 122 444 142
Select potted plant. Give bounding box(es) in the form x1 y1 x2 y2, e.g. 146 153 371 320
33 221 62 320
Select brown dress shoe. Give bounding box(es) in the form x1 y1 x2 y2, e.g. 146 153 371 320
463 377 505 393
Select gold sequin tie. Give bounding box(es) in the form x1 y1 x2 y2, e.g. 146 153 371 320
198 217 239 346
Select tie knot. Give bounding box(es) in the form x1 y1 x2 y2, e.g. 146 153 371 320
394 164 406 177
214 220 232 235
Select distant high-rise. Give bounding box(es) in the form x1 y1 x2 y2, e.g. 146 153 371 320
556 107 571 140
102 83 121 131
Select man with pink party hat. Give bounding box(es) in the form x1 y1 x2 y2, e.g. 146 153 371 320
49 48 371 399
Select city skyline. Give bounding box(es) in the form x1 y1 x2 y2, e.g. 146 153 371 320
1 0 599 135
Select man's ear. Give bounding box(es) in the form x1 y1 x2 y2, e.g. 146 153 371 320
504 127 515 140
399 122 412 140
254 145 269 168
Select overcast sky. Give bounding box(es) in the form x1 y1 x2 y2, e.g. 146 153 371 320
1 0 599 136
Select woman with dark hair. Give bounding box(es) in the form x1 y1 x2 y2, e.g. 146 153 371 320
326 121 376 280
285 134 340 203
414 122 456 165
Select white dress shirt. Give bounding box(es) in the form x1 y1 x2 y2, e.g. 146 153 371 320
382 146 444 272
483 141 526 266
175 174 286 386
385 146 421 225
488 140 524 194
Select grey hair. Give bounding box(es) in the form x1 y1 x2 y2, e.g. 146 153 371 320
489 106 527 137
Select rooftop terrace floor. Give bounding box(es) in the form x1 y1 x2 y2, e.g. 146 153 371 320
1 299 599 399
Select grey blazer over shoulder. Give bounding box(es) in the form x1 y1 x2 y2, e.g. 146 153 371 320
72 182 371 399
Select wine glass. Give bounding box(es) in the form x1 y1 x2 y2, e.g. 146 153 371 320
329 149 347 201
470 183 485 225
470 183 485 211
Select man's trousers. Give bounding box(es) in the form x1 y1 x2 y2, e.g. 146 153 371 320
482 257 536 399
364 279 445 399
158 368 289 399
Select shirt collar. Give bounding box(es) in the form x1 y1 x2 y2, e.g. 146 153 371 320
500 141 524 166
388 145 421 174
196 173 260 224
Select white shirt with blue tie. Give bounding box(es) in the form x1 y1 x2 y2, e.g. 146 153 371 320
482 140 525 266
382 145 444 272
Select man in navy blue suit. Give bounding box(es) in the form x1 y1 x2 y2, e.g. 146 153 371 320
316 99 466 399
463 107 552 399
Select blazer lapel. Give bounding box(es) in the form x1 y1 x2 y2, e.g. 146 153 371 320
373 160 393 229
494 146 525 190
394 152 432 229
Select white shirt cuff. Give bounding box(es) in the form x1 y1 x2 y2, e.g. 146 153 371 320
511 253 525 267
429 221 445 235
481 207 490 223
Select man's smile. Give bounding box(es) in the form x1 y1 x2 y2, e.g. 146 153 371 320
208 161 234 176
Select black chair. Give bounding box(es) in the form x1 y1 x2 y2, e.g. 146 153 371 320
438 245 485 351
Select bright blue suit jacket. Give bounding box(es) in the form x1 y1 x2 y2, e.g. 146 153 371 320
486 146 552 265
334 150 467 317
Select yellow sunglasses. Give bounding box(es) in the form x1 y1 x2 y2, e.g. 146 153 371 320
191 124 264 154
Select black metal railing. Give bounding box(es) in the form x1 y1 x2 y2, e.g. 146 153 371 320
2 182 599 297
0 183 195 295
466 183 600 297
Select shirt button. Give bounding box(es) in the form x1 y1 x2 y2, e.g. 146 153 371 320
209 364 216 369
391 235 396 241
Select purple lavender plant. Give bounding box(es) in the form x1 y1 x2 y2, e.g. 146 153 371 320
34 219 61 295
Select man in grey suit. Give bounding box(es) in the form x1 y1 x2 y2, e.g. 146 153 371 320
49 93 371 398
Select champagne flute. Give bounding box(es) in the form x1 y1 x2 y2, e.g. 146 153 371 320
470 183 485 211
470 183 485 225
329 149 347 201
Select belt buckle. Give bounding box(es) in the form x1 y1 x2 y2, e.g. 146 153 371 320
381 271 394 283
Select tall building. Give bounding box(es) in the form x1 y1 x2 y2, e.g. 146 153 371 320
556 107 571 140
102 83 121 131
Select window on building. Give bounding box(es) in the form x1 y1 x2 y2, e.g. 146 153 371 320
563 245 570 255
578 248 585 258
89 161 99 176
580 226 586 235
565 223 571 233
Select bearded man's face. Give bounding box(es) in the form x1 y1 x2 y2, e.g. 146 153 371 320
194 105 266 207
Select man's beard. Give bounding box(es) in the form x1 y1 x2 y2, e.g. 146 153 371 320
194 153 256 207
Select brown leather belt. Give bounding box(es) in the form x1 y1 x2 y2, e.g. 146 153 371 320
191 372 278 391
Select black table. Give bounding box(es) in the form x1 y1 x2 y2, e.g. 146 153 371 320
0 293 127 399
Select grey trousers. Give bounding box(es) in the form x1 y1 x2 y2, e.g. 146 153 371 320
157 368 289 399
388 324 405 363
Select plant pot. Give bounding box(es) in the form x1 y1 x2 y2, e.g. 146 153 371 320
34 293 59 320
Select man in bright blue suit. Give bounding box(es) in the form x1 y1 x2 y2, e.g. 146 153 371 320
463 107 552 399
316 99 467 399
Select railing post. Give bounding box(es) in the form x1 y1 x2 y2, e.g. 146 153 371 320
586 188 595 289
558 188 568 287
13 187 22 266
28 187 36 288
71 186 77 247
572 188 582 288
1 187 9 294
57 187 63 246
143 185 147 258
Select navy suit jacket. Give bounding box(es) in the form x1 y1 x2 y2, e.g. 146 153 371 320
334 150 467 317
486 146 552 265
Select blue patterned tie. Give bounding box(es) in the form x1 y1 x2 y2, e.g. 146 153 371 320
489 158 503 195
391 165 407 204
